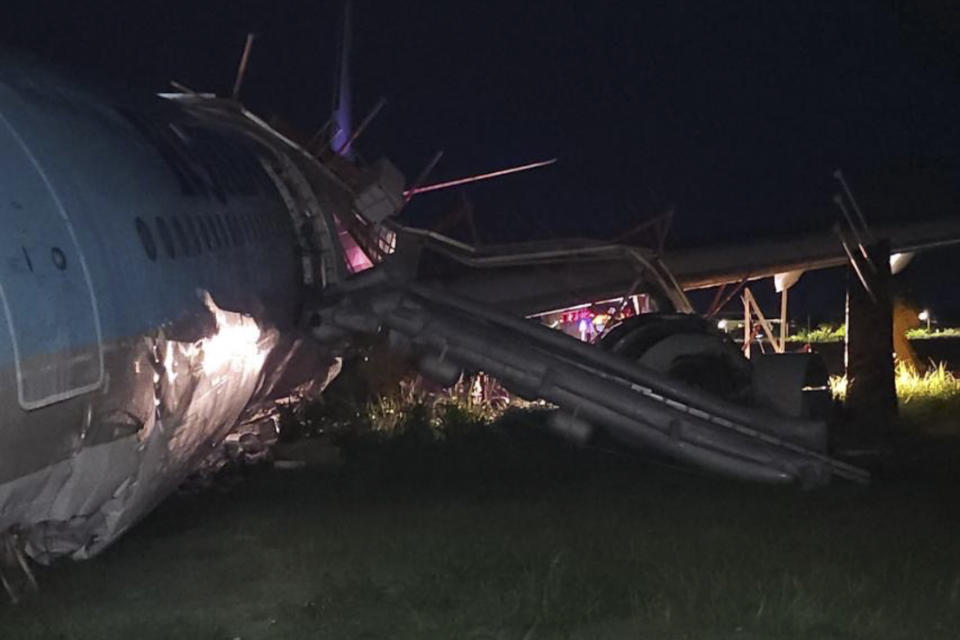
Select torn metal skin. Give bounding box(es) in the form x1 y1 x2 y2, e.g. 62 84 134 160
0 294 339 562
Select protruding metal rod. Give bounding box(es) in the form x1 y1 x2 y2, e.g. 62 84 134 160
615 277 644 315
834 169 873 242
834 226 877 303
833 194 864 247
833 194 875 270
336 97 387 155
707 283 729 317
169 80 197 94
404 150 445 203
307 117 335 156
707 276 748 318
404 158 557 197
232 33 256 100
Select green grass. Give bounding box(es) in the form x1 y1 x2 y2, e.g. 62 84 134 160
788 325 960 344
904 327 960 340
2 410 960 639
830 362 960 433
275 343 519 440
786 324 845 344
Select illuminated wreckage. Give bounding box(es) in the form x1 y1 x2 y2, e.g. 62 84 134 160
311 232 868 489
0 55 894 590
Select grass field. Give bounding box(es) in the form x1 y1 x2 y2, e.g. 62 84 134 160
830 362 960 434
2 408 960 640
787 325 960 344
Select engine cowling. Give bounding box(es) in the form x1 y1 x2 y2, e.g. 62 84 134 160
597 313 754 404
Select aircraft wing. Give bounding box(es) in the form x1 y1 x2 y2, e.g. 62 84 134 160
415 217 960 316
667 217 960 291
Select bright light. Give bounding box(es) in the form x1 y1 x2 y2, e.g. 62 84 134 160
198 297 266 376
717 320 728 330
164 342 178 383
919 310 930 322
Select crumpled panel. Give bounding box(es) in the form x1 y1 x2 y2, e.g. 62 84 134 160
0 293 338 563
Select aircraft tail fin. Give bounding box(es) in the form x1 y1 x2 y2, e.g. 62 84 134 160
331 0 353 157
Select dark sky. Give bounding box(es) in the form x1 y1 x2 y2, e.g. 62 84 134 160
2 0 959 319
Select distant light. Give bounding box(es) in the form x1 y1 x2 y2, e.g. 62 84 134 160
578 319 590 341
717 320 728 330
919 310 930 322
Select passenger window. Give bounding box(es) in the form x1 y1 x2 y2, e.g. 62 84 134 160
51 247 67 270
135 217 157 261
184 216 203 254
235 214 248 243
214 215 229 248
171 217 191 256
205 216 221 249
155 217 176 258
196 215 213 251
227 215 243 246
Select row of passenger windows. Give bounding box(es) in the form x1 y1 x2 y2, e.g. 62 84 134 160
134 212 287 262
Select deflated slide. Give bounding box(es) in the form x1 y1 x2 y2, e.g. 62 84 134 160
316 273 869 488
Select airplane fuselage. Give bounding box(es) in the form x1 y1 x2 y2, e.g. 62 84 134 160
0 57 343 560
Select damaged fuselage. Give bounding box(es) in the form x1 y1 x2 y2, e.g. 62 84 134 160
0 57 348 561
0 53 887 565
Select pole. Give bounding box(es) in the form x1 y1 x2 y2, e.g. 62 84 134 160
834 169 873 243
232 33 256 100
404 151 445 204
780 288 788 350
403 158 557 197
743 293 752 359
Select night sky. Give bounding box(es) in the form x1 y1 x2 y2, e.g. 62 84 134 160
2 1 958 319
